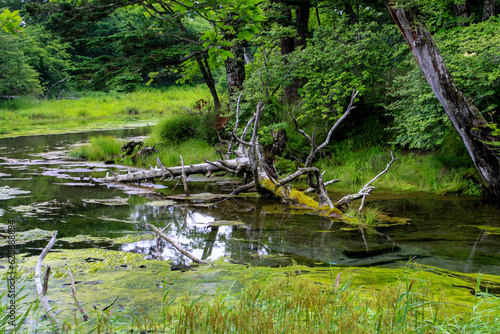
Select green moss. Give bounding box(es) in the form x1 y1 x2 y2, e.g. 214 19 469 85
474 225 500 235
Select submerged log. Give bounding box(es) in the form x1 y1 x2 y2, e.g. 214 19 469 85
101 157 251 183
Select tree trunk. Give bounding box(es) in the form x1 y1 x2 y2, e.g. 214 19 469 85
295 0 311 48
101 158 251 183
483 0 496 21
225 41 246 100
342 0 359 25
453 1 470 26
277 0 311 101
387 3 500 197
196 54 221 110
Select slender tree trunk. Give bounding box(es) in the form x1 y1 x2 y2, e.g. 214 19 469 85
295 0 311 48
225 41 246 100
196 55 221 110
280 0 311 101
176 21 221 110
387 3 500 197
483 0 496 20
342 0 359 25
453 1 471 26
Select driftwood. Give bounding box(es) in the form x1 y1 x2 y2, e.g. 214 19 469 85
34 231 59 329
146 223 209 265
336 151 398 210
101 157 251 183
68 269 89 321
121 141 143 156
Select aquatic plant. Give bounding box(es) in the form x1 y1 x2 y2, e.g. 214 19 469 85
68 136 122 161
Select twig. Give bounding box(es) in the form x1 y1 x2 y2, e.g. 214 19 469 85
226 91 244 159
166 178 181 196
34 231 59 329
180 155 189 196
304 179 340 194
101 296 118 312
146 224 210 265
42 266 51 295
250 102 265 193
291 89 358 168
68 270 89 321
335 151 397 209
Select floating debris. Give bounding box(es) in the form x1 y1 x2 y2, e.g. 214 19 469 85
10 200 60 217
146 200 177 207
0 228 53 246
82 197 129 206
0 185 31 200
54 182 96 187
209 220 245 227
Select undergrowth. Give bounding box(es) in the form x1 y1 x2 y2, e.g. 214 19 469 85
2 268 499 333
318 144 484 196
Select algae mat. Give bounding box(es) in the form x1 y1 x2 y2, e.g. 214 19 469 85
2 248 499 323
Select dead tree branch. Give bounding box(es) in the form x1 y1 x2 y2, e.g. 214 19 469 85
180 155 189 196
305 179 340 194
34 231 59 329
335 151 397 209
68 269 89 322
226 91 244 159
292 89 358 168
146 223 209 265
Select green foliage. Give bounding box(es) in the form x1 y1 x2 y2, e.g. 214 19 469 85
292 19 399 120
438 17 500 119
386 57 450 150
386 17 500 150
69 136 122 161
20 24 72 95
0 8 23 35
155 114 201 143
154 110 219 145
0 33 41 97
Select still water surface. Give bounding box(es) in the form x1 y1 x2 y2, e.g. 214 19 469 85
0 128 499 276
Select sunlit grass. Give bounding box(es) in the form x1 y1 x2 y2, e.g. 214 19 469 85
318 145 484 196
129 270 500 333
3 263 499 333
0 86 212 138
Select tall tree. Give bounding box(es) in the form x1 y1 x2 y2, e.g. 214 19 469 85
483 0 497 20
386 1 500 197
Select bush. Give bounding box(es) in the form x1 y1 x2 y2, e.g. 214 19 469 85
154 112 219 144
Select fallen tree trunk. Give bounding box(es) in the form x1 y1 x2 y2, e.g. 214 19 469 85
100 157 251 183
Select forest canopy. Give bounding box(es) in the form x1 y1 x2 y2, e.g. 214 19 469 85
1 0 500 194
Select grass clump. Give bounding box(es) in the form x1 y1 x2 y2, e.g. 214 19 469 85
68 136 122 161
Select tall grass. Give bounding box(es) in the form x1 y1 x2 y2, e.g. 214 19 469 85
3 267 499 333
124 269 500 333
0 86 212 137
68 136 123 161
318 144 484 196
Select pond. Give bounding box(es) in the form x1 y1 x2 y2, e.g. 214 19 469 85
0 128 499 320
1 127 498 275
